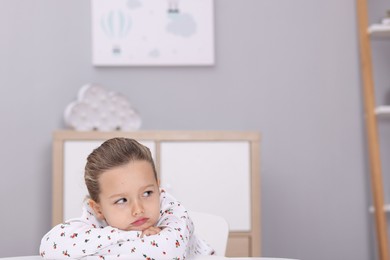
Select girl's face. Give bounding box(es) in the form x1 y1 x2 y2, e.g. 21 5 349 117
90 160 160 231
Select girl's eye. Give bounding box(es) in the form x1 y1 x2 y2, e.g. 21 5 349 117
143 191 153 197
115 198 127 204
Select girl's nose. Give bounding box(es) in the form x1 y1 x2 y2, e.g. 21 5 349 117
132 200 144 216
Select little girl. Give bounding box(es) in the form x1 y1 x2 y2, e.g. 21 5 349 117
40 137 214 259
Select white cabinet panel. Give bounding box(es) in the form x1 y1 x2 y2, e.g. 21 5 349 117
64 141 100 220
160 141 251 231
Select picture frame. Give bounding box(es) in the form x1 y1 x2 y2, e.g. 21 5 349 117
91 0 215 66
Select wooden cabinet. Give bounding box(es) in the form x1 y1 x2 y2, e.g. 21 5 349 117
52 130 261 256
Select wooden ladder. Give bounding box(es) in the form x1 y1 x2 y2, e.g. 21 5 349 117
356 0 390 259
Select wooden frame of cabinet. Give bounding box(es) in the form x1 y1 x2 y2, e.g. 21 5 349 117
356 0 390 259
52 130 261 257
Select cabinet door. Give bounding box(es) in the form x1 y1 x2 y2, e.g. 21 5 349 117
159 141 251 231
62 140 156 221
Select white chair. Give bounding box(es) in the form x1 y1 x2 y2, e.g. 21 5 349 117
189 211 230 256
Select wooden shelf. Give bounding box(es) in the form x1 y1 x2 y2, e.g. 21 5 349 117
368 24 390 38
369 204 390 213
375 106 390 116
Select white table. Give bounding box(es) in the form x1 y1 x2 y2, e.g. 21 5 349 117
0 256 298 260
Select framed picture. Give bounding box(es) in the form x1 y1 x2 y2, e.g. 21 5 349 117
91 0 215 66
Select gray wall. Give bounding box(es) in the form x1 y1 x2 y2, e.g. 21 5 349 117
0 0 378 259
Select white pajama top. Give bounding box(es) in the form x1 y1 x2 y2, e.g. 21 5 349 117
39 190 214 259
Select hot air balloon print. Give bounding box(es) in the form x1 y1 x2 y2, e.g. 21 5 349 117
100 9 132 55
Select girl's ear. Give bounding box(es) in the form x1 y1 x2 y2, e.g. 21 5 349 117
89 199 105 220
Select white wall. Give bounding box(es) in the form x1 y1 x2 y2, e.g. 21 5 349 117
0 0 377 259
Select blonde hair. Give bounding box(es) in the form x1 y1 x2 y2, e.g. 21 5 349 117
84 137 157 202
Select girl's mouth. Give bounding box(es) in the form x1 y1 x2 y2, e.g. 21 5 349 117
131 218 149 227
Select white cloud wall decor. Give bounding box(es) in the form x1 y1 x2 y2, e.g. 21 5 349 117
64 84 142 131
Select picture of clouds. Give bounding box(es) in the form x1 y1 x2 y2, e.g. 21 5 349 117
91 0 215 66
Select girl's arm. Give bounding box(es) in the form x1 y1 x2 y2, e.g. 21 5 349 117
91 191 193 259
39 205 141 259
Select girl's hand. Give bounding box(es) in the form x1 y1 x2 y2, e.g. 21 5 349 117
141 226 161 237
